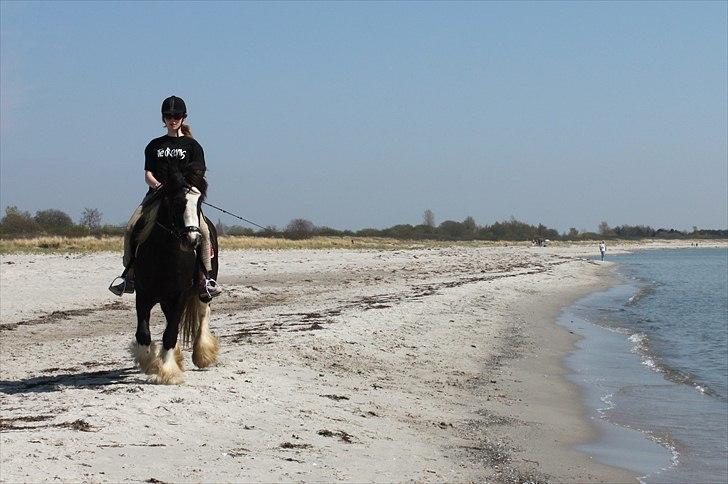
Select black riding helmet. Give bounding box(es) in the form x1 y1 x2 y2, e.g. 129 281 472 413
161 95 187 116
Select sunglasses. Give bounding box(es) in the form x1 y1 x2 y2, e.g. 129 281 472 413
164 113 185 120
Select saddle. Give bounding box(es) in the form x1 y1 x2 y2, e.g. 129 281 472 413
132 199 161 253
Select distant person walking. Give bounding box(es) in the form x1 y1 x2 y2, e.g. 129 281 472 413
599 241 606 261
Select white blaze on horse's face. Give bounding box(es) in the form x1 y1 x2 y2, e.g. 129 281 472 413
183 187 202 247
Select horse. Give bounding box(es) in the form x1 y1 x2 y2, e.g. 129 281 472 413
129 162 219 384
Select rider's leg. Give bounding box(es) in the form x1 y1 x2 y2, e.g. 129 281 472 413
123 205 144 269
197 216 222 300
110 194 163 295
109 205 144 296
198 215 212 273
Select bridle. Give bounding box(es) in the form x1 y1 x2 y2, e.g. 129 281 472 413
155 185 202 242
155 220 201 241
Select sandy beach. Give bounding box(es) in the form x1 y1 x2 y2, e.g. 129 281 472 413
0 240 723 482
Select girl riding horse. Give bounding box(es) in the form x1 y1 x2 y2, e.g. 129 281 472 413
109 95 221 301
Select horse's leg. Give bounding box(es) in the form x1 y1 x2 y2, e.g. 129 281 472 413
130 293 159 374
150 297 185 385
192 300 219 368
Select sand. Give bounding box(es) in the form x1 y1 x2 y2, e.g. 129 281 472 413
1 240 722 482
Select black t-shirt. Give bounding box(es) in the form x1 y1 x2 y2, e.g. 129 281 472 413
144 135 206 183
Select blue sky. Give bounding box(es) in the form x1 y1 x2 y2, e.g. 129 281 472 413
1 1 726 231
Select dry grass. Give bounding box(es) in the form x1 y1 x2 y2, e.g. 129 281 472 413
0 235 530 254
0 236 122 254
4 235 715 255
217 235 520 250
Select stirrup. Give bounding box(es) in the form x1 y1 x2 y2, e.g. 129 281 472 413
200 277 222 301
109 277 134 296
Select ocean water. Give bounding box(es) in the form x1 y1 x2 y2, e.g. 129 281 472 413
558 248 728 483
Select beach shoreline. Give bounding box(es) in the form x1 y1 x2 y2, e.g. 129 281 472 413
0 244 704 481
559 247 728 483
469 258 637 482
474 264 637 482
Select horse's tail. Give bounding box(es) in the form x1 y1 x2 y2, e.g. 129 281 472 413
180 293 219 368
180 293 202 348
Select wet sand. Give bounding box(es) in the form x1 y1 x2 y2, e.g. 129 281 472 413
0 243 681 482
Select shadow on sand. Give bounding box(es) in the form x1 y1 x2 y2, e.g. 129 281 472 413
0 367 137 395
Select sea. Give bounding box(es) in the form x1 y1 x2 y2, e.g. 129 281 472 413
558 247 728 483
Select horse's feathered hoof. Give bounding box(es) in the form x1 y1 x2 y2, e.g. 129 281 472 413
174 345 185 371
150 367 184 385
150 347 185 385
130 341 160 375
192 333 219 369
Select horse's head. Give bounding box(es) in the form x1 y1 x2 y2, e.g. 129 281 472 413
159 163 207 252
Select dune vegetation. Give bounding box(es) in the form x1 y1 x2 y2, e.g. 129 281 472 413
0 235 535 254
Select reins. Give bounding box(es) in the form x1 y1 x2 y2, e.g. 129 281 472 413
201 201 267 231
149 181 267 231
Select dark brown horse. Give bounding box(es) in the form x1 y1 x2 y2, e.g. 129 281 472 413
129 162 219 384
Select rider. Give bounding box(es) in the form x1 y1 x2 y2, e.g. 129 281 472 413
109 95 222 300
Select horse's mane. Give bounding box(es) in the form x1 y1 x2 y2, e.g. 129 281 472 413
182 163 207 201
155 161 208 200
133 162 208 246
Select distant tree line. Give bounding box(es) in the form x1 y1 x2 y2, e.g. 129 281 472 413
2 206 726 241
592 220 726 240
0 206 123 238
214 212 727 241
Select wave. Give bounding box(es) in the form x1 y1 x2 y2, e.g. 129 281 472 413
638 430 681 484
627 331 725 402
625 282 659 306
598 392 615 414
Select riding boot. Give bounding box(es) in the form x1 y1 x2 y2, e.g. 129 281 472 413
198 268 222 302
197 215 222 302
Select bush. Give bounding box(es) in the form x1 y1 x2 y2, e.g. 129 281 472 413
34 209 74 231
613 225 655 238
316 226 351 237
225 225 256 236
257 226 281 238
0 206 41 237
382 224 416 239
438 220 467 239
285 219 315 240
80 208 103 232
